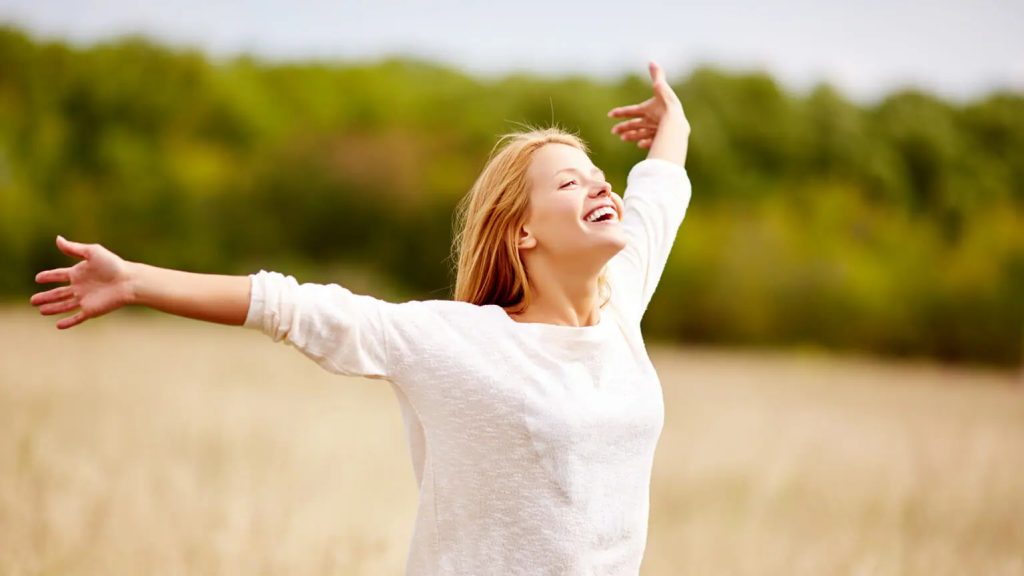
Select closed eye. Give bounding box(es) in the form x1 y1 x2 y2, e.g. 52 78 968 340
560 180 577 189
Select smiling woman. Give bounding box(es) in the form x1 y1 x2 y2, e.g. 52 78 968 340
450 128 625 324
490 139 689 327
31 60 693 575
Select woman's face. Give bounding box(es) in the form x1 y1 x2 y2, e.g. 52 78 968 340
519 143 626 265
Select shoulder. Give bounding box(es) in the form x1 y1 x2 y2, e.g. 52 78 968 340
603 271 642 328
379 298 506 377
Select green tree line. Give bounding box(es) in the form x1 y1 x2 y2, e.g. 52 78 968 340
1 26 1021 367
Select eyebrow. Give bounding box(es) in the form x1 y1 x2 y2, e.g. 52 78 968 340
554 166 606 183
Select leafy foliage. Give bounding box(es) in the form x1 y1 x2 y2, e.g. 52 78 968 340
1 26 1021 366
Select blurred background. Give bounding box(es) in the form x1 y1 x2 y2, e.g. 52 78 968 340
1 1 1022 574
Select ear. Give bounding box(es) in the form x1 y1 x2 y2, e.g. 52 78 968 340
517 224 537 251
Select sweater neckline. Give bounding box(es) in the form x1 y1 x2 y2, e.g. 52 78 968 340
488 304 613 339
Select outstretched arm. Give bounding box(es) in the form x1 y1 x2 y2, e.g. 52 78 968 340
603 61 693 323
607 60 690 167
30 235 250 329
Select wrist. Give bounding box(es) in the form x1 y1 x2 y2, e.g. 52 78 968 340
660 107 690 132
122 261 143 307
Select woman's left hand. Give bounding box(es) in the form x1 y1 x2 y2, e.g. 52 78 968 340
608 60 689 150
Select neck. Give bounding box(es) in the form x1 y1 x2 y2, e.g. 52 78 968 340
508 256 604 327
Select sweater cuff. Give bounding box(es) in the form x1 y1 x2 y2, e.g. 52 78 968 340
243 270 267 330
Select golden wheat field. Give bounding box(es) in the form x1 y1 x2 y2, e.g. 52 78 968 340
1 307 1022 575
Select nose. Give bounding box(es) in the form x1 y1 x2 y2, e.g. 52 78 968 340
591 180 612 198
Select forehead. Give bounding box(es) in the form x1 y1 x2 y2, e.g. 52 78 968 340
528 143 601 184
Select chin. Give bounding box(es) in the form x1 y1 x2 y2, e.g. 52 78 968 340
594 232 628 256
605 227 628 248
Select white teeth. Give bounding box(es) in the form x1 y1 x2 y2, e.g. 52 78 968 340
585 206 617 222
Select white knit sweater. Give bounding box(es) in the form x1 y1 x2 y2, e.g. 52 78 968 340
244 158 692 575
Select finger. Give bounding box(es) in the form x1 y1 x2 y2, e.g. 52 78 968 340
638 138 654 149
39 297 80 316
57 312 88 330
30 285 75 306
56 235 91 260
617 124 657 135
653 80 679 106
607 102 646 118
614 124 656 138
620 128 656 142
611 118 657 134
648 60 665 86
35 267 72 284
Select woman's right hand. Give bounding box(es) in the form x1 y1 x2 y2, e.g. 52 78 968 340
30 236 135 329
607 60 689 150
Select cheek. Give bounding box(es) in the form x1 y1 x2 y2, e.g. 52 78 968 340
554 203 587 238
535 198 582 235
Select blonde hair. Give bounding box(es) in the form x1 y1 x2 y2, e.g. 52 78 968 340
450 124 611 314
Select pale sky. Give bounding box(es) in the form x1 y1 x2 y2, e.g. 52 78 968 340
1 0 1022 104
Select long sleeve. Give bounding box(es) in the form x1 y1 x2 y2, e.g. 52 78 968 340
243 269 394 380
606 158 692 324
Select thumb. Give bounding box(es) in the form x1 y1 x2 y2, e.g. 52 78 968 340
648 60 666 87
56 235 91 260
648 61 678 105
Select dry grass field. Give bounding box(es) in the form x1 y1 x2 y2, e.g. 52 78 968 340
2 307 1022 575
